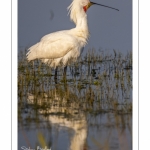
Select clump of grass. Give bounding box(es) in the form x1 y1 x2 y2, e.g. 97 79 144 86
18 48 132 148
18 49 132 115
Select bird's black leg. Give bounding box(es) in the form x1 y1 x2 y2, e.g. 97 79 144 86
54 67 58 78
63 66 67 77
54 67 58 83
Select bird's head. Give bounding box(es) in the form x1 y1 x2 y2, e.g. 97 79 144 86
83 1 93 12
68 0 119 24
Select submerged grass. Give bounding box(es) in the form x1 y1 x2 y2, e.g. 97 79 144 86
18 48 132 149
18 48 132 121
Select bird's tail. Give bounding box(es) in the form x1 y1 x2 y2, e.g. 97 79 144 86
26 43 39 61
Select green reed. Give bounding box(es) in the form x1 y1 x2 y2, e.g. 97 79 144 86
18 49 132 126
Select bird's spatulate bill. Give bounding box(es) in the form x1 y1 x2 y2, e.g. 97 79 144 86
90 1 119 11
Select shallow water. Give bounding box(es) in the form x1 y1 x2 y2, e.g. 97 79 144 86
18 50 132 150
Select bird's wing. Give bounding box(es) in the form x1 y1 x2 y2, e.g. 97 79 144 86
27 31 78 61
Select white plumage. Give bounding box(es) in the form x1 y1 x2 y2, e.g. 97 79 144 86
27 0 90 68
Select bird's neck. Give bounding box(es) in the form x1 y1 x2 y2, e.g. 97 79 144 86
74 16 89 43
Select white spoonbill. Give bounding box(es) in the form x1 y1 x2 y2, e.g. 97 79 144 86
26 0 119 79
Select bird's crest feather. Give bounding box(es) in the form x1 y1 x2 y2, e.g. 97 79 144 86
68 0 90 24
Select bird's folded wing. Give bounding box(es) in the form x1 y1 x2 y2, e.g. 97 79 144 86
27 32 78 61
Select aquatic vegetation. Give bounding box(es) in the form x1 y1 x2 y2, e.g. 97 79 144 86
18 49 132 150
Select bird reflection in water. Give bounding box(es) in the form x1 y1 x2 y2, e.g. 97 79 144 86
27 84 88 150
